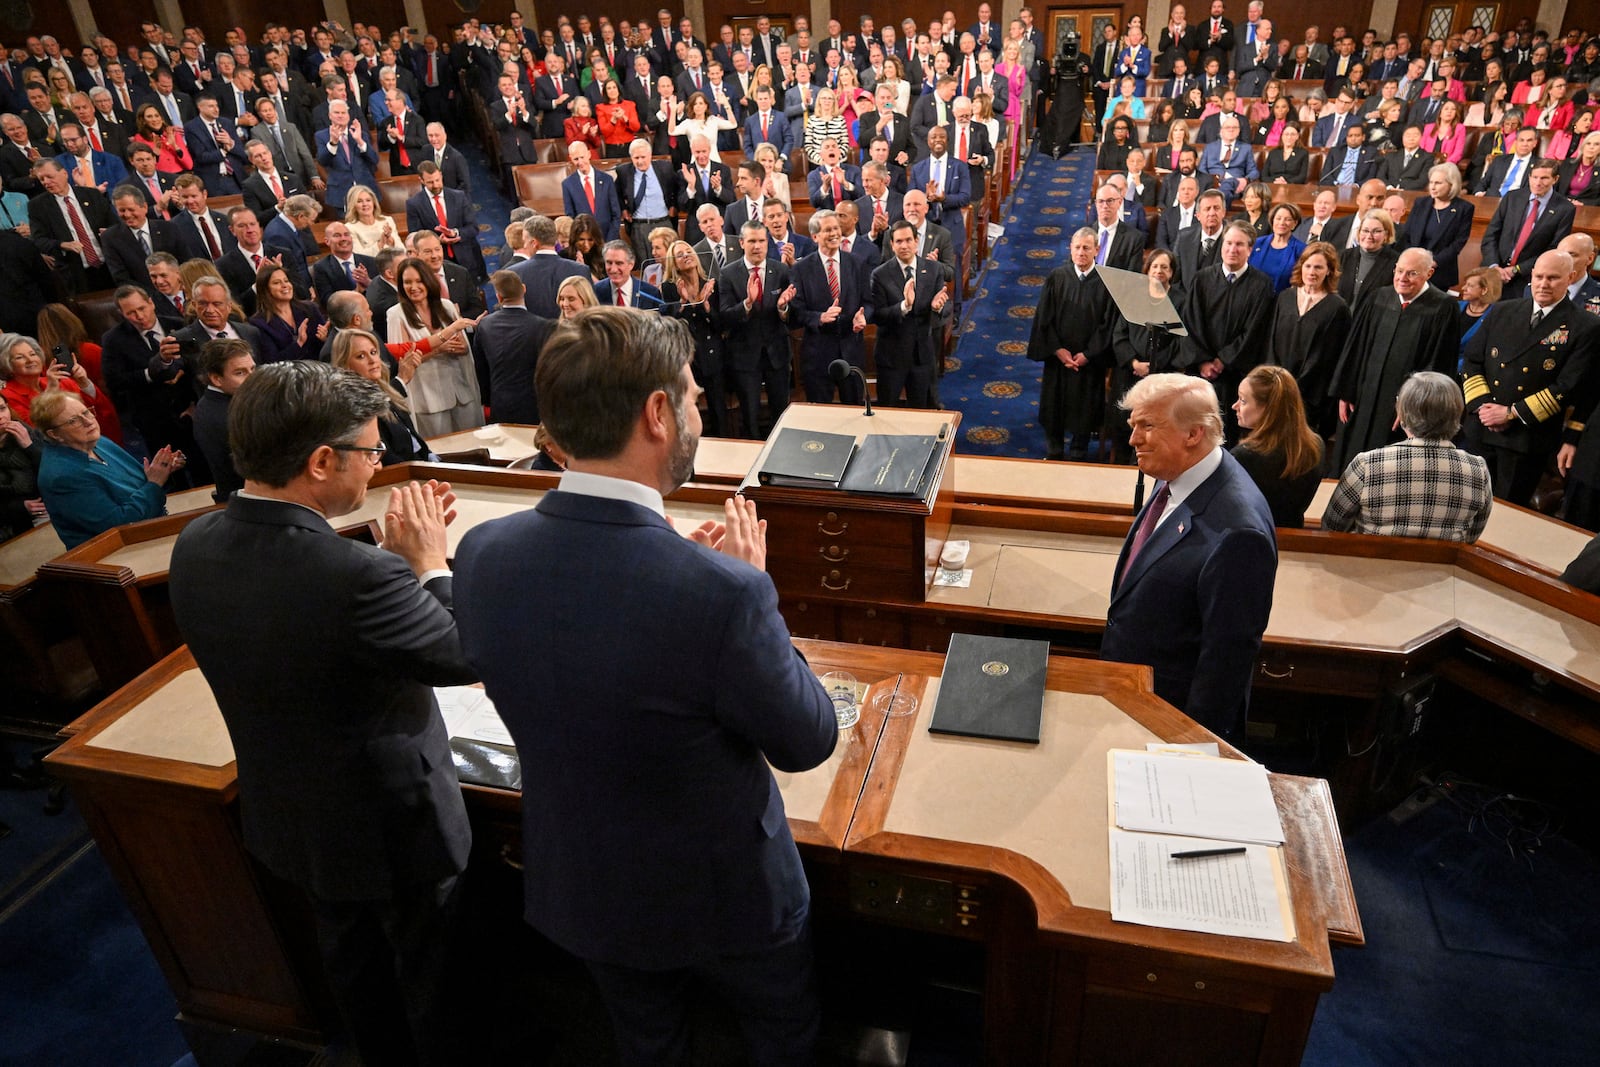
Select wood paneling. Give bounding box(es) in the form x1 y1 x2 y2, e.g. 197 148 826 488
1390 0 1545 42
0 5 94 45
420 0 521 36
187 0 328 48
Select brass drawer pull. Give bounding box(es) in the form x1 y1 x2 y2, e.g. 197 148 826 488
820 545 850 562
822 570 851 591
499 843 524 871
818 514 849 536
1259 662 1294 680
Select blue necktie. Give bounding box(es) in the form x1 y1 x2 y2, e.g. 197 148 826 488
1500 157 1524 196
344 260 354 284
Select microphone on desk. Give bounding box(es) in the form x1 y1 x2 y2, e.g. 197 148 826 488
829 359 874 416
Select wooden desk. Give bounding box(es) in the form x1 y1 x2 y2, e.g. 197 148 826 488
44 642 1359 1066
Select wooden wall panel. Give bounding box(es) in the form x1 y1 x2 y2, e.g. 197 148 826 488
420 0 522 36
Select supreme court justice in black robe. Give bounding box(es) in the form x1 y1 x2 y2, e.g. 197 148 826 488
1327 248 1461 472
1028 228 1114 459
1177 222 1274 440
1262 242 1352 437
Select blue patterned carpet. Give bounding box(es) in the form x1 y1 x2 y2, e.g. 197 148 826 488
947 148 1098 457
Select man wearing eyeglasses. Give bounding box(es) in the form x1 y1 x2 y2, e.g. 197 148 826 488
99 283 206 478
170 360 475 1067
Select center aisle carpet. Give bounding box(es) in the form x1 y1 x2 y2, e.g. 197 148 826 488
945 148 1098 457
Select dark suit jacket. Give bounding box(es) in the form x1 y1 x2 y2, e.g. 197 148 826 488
871 255 954 373
443 260 488 318
406 188 486 278
241 170 307 224
718 257 794 369
562 168 623 241
790 251 868 368
616 160 681 224
1560 532 1600 593
424 144 472 196
676 162 735 245
592 277 664 308
1173 224 1225 288
311 253 377 305
1381 149 1431 190
171 208 237 262
99 319 191 446
28 186 113 289
452 490 835 969
1400 197 1474 289
469 304 555 423
174 320 265 393
1101 450 1277 739
170 496 476 900
1474 151 1533 196
1317 144 1382 185
183 115 250 193
1479 190 1577 295
102 220 181 289
509 252 589 319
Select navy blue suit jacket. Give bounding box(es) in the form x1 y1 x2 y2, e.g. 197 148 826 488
592 277 664 308
1100 450 1277 740
562 167 622 241
453 491 836 968
790 251 868 366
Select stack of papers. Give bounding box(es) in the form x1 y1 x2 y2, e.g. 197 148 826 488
1106 750 1296 943
435 686 513 746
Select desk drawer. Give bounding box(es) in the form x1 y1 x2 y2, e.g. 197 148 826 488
1256 646 1388 696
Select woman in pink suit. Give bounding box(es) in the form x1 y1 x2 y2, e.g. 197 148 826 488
997 40 1029 179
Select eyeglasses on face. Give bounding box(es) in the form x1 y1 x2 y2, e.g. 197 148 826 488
330 440 388 464
51 410 97 431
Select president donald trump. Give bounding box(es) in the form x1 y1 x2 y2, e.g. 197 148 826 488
1100 374 1277 740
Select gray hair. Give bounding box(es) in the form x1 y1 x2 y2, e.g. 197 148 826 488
229 361 391 486
602 238 635 264
1397 371 1464 440
326 290 367 328
807 209 836 235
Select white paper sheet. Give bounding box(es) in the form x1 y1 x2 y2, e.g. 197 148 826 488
1144 742 1221 756
435 686 514 746
1108 828 1294 942
1111 750 1285 845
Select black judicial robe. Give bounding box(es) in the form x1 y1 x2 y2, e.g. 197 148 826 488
1111 280 1188 407
1178 265 1274 421
1028 265 1114 437
1263 288 1353 436
1326 285 1460 471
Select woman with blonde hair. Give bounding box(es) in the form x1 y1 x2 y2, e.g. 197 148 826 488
641 225 678 287
804 88 849 164
752 142 792 210
1457 268 1501 356
329 328 433 465
555 275 598 319
661 239 725 436
344 186 400 257
1231 365 1325 527
387 256 481 436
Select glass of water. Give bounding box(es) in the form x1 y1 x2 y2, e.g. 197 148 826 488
820 671 860 729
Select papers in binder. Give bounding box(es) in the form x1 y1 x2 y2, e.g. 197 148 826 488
435 685 513 746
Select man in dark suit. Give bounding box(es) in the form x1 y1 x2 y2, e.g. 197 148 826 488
805 138 860 211
123 144 179 218
241 140 306 225
1380 127 1432 190
1317 125 1382 186
691 204 741 277
184 96 249 196
489 74 538 184
422 123 471 197
509 214 588 319
1101 373 1277 740
887 190 956 272
99 284 199 461
1089 184 1147 272
170 175 237 263
28 159 114 293
789 210 870 403
410 230 487 319
719 221 796 437
103 185 180 290
562 142 623 242
854 161 904 241
471 271 555 425
379 92 426 176
872 219 954 408
909 78 958 159
593 241 664 308
407 162 486 279
311 222 377 309
170 361 476 1067
1462 250 1600 505
366 249 404 342
1156 176 1202 251
616 139 680 258
908 128 971 262
675 136 734 247
453 308 835 1067
174 277 266 375
1174 190 1229 288
1479 159 1577 301
533 53 581 139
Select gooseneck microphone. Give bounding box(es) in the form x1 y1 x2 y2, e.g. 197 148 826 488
828 359 874 416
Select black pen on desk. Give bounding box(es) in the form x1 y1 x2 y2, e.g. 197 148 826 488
1170 847 1247 860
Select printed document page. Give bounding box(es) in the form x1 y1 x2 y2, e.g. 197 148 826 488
1111 750 1285 845
1108 828 1295 942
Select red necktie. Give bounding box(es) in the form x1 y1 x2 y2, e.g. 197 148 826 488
1510 198 1541 264
958 126 967 161
1296 64 1304 79
826 256 839 300
428 55 438 86
615 284 626 306
762 114 769 139
88 127 102 151
434 193 447 230
146 176 164 215
173 290 184 312
199 214 221 258
752 264 763 302
269 172 283 199
396 115 409 168
584 175 595 212
831 168 841 201
251 252 262 270
62 195 101 266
